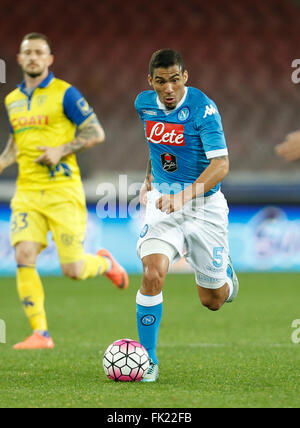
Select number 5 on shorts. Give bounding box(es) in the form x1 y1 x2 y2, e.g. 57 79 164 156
213 247 224 268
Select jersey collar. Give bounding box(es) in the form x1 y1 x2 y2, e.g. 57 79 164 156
156 86 188 115
18 71 55 94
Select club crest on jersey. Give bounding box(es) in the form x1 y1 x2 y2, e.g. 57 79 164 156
160 153 178 173
178 107 190 122
36 95 48 106
146 121 185 146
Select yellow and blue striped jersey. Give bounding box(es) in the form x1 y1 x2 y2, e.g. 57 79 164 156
5 72 95 190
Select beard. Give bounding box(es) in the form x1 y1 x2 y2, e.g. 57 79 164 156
25 70 43 78
24 64 45 79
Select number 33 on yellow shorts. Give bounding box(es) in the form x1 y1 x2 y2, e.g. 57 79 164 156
10 188 87 264
10 209 48 249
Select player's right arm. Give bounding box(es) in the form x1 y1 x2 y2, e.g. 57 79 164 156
35 116 105 166
0 135 17 174
134 93 154 206
139 158 153 206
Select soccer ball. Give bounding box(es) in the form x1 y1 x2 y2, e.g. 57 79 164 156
103 338 150 382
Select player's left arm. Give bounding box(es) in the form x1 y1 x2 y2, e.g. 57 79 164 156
64 115 105 153
185 154 229 199
35 116 105 166
156 156 229 214
35 85 105 166
60 115 105 156
157 101 229 214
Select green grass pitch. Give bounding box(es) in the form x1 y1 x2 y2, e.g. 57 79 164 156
0 273 300 408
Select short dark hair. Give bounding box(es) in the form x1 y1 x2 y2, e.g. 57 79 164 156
21 33 52 52
149 49 184 77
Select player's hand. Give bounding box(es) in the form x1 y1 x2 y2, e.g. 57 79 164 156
35 146 64 166
139 174 153 206
156 192 185 214
275 131 300 161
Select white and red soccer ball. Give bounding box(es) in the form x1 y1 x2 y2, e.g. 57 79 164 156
103 339 150 382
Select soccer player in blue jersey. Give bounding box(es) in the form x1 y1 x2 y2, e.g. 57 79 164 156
135 49 239 382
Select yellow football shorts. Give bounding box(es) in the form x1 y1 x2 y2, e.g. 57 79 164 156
10 186 87 265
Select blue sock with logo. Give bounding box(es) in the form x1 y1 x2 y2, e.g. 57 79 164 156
136 291 163 365
36 330 50 338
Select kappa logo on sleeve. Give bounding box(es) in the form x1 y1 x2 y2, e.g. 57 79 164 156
203 104 217 119
146 121 185 146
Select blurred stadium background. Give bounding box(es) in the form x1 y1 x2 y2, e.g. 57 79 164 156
1 0 300 275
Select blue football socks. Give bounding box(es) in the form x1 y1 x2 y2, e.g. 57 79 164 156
36 330 50 338
136 291 163 365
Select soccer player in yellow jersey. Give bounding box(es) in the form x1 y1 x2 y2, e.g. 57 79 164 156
0 33 129 350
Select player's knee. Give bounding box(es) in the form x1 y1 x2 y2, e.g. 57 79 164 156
61 263 83 280
15 243 39 265
200 296 223 312
142 267 165 295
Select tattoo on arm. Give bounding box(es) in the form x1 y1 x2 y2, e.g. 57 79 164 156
62 116 105 156
62 138 88 155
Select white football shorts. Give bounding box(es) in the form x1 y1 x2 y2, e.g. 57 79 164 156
137 188 229 289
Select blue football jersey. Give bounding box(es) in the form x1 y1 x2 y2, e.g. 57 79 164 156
135 86 228 196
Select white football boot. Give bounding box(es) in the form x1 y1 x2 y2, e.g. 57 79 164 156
226 256 239 303
141 360 159 383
